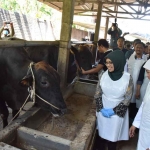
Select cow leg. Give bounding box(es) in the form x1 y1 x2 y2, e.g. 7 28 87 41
0 101 9 128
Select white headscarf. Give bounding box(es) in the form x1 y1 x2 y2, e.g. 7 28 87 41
143 59 150 70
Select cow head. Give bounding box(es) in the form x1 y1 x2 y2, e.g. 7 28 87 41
20 61 67 116
71 45 92 71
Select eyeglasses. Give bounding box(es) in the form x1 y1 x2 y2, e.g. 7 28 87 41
105 61 113 65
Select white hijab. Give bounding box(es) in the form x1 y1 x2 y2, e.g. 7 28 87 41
143 59 150 70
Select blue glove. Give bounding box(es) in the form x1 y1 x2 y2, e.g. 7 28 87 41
100 109 110 118
105 108 115 116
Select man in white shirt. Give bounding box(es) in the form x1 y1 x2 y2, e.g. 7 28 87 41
129 59 150 150
127 42 147 125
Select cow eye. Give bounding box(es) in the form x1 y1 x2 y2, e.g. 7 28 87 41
41 81 49 87
40 80 49 87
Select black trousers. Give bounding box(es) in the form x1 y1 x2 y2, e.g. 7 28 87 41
129 103 138 126
93 130 117 150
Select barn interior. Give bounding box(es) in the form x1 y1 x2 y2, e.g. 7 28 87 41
0 0 149 150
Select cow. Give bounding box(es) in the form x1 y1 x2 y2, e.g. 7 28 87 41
25 44 93 83
0 47 67 128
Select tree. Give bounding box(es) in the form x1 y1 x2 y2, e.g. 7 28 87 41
0 0 53 19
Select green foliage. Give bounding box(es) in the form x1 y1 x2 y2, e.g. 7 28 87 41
72 24 76 28
0 0 53 19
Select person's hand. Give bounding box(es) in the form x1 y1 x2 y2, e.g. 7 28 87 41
100 109 110 118
105 108 115 116
10 22 13 27
129 125 136 138
123 32 129 36
81 67 86 75
3 22 6 26
135 92 140 100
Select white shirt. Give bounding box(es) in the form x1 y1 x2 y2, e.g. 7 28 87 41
133 102 150 149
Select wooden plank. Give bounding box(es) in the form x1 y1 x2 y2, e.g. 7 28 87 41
0 40 59 47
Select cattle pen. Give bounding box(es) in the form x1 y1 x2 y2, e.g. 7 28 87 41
0 78 97 150
0 0 148 150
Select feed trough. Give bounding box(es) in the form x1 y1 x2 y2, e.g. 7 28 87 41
0 80 97 150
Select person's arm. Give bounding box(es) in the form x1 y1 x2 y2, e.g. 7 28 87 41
122 32 129 38
9 22 15 37
0 24 5 40
113 75 134 117
129 102 144 137
135 84 141 99
81 64 103 75
107 28 113 35
137 63 145 85
136 63 145 99
94 72 104 112
125 51 130 60
117 28 122 36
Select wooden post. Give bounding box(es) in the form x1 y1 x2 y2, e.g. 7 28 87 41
94 2 103 42
93 2 103 65
57 0 75 87
104 17 109 39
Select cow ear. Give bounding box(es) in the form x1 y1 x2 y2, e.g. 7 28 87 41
20 75 33 87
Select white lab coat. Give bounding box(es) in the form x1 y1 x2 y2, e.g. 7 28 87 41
127 53 147 103
133 82 150 150
97 71 130 142
136 70 149 108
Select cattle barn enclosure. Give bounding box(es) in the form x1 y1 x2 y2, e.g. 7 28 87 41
0 80 97 150
0 0 148 149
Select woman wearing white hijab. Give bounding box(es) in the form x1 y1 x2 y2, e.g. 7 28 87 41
129 59 150 150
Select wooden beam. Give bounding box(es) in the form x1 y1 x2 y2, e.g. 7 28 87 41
94 2 103 42
139 9 150 19
57 0 75 87
119 5 135 18
103 6 115 16
102 10 150 15
75 9 150 16
104 17 109 39
85 3 90 9
102 15 150 21
38 0 150 4
39 0 150 7
121 0 137 13
49 2 62 10
0 40 59 47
